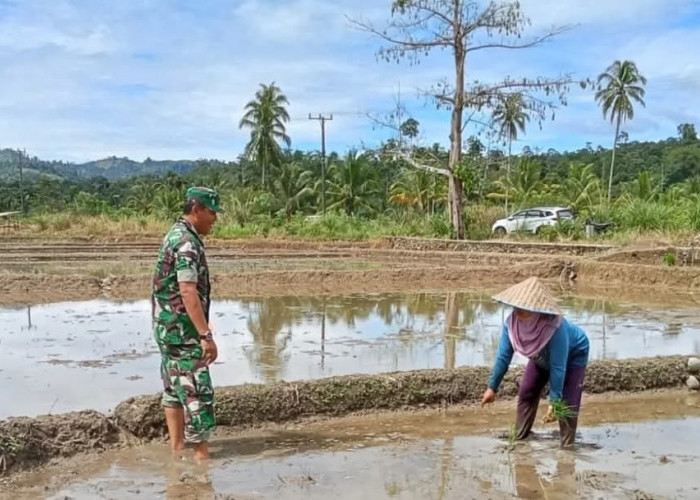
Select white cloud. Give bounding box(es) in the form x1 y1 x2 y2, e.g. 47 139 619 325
233 0 341 42
0 0 697 161
520 0 696 30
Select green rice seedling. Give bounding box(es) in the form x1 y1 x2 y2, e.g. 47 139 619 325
507 424 517 450
663 253 677 266
499 424 518 453
550 400 577 421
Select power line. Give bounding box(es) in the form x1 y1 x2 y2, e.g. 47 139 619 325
308 113 333 215
289 110 363 122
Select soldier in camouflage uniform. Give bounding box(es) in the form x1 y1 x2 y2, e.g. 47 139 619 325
152 186 222 460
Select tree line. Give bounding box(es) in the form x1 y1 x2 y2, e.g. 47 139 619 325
2 123 699 234
2 1 699 239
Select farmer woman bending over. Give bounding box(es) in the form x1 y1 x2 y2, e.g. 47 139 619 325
481 277 590 447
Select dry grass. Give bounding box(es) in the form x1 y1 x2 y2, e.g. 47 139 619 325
10 212 700 249
25 214 170 238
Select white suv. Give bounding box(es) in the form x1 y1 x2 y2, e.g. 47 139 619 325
491 206 574 235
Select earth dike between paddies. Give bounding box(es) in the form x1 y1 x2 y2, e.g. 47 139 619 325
0 355 694 477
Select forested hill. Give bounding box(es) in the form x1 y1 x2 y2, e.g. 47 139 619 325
1 124 699 187
0 149 197 181
527 126 700 186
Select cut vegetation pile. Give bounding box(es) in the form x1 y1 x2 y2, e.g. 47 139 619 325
0 411 122 474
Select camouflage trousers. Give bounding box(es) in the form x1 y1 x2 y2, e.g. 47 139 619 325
158 342 216 443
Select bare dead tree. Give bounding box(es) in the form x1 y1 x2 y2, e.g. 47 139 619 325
350 0 582 238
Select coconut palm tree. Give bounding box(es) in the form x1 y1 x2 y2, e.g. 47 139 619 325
492 93 529 214
271 161 314 218
595 60 647 201
127 178 156 213
389 168 433 212
623 170 659 202
239 82 291 186
325 150 380 216
562 163 603 212
153 186 182 219
488 157 542 208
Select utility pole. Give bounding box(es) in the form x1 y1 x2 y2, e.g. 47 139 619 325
18 149 25 214
397 81 402 150
308 114 333 215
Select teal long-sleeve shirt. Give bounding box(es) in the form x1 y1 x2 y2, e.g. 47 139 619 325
487 317 590 402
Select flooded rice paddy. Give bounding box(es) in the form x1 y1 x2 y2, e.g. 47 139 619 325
2 291 700 418
10 391 700 499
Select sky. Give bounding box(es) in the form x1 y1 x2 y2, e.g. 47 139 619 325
0 0 699 163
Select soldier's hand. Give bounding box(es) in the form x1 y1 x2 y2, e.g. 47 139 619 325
201 338 218 365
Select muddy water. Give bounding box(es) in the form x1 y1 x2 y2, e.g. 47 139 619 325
9 391 700 499
2 292 700 418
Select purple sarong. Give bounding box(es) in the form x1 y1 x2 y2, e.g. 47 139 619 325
516 360 586 446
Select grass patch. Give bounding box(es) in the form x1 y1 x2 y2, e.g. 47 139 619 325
14 200 700 245
0 434 24 471
663 252 677 266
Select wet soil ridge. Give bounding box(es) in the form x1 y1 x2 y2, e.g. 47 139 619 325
9 237 700 305
387 236 615 255
0 260 567 305
10 253 700 307
115 356 689 439
594 246 700 267
0 356 690 476
575 260 700 288
0 411 122 475
10 257 700 307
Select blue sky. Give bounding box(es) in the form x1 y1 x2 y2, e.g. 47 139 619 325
0 0 699 162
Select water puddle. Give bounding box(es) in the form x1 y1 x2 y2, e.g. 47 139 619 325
10 391 700 499
2 292 700 418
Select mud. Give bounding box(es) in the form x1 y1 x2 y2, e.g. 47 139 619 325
4 390 700 499
5 237 700 306
3 236 700 487
0 355 692 477
0 260 567 305
0 274 102 304
593 245 700 267
114 355 691 440
575 259 700 288
1 235 610 255
388 236 615 255
0 411 123 474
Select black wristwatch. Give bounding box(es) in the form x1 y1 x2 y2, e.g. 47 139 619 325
199 330 214 341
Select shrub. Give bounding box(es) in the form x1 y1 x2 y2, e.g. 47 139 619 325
73 191 117 216
537 225 558 242
429 213 452 238
613 200 687 232
33 216 49 232
50 214 73 231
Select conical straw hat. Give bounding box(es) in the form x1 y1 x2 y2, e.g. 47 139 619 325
492 277 562 315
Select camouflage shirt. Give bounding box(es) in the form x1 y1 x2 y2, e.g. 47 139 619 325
152 217 210 346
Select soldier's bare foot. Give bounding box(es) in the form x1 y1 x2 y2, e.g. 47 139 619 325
193 442 210 460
